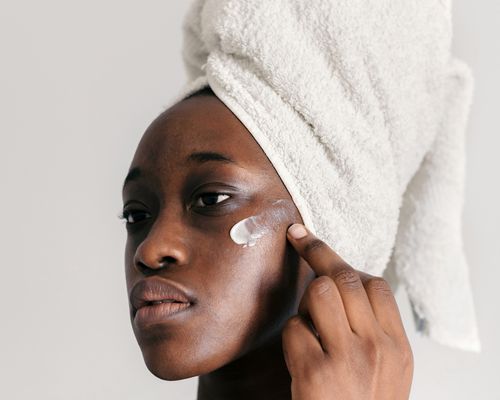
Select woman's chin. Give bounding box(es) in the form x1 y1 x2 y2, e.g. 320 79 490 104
145 363 194 381
142 351 199 380
140 344 222 381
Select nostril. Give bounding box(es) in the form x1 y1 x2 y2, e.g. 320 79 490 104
135 261 151 274
135 256 178 275
158 256 176 269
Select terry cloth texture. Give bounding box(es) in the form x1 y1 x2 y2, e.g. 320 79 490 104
170 0 481 352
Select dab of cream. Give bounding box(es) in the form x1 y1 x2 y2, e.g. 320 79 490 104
229 199 294 248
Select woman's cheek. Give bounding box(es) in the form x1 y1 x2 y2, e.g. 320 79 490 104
226 197 300 315
211 197 298 299
229 198 297 248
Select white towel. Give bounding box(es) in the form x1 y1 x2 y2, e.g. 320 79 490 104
172 0 481 352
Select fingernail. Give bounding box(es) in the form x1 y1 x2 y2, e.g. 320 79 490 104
288 223 308 239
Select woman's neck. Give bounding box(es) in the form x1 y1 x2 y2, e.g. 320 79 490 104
197 335 292 400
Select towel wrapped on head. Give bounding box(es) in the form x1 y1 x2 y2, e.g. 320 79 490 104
172 0 481 352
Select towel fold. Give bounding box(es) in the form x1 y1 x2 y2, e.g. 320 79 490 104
172 0 481 352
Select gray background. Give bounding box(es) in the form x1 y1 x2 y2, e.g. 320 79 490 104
1 1 498 398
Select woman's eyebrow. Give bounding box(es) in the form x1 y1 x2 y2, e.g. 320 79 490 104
122 152 243 192
185 151 239 166
122 166 142 192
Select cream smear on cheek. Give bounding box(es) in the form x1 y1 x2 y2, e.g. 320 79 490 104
229 199 295 247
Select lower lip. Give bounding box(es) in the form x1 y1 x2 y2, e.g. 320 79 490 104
134 302 192 328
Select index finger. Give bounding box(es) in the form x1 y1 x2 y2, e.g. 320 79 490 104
286 223 351 277
286 222 380 336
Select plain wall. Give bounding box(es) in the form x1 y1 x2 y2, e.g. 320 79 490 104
1 1 498 398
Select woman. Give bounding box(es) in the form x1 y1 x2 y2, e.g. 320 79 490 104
120 86 413 399
120 0 480 397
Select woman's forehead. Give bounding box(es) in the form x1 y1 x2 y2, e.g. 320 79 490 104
122 95 295 215
132 95 273 173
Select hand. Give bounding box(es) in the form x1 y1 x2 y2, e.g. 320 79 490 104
281 223 414 400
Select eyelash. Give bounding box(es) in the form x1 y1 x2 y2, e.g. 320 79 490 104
118 192 232 225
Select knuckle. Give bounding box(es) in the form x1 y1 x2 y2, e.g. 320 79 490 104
365 277 393 295
362 336 386 367
303 238 327 256
300 358 329 385
283 315 303 333
360 334 414 376
399 341 414 370
308 276 334 297
332 267 362 290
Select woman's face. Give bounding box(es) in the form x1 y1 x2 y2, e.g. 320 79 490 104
122 93 313 380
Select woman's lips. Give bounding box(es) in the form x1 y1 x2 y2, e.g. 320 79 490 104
134 301 192 328
129 276 196 328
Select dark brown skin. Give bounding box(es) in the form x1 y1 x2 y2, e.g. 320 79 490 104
121 91 413 399
282 224 414 399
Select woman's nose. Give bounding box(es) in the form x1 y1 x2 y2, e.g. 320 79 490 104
133 215 190 274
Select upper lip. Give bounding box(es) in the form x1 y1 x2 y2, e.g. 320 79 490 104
129 277 195 316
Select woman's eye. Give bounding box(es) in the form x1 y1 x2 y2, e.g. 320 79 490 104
193 192 231 208
118 193 231 225
118 209 150 225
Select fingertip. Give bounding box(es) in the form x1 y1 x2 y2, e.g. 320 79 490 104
287 223 308 240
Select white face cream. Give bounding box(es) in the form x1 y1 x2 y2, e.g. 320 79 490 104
229 199 295 247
